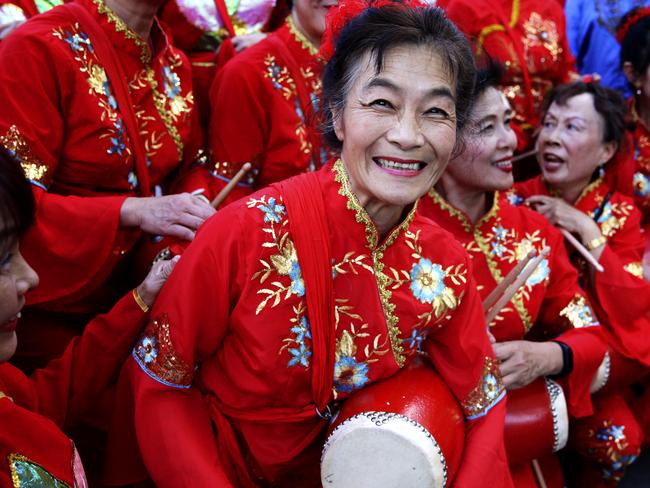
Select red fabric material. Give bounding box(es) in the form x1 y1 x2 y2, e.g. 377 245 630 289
515 176 650 367
441 0 577 149
421 190 605 418
630 106 650 226
0 291 146 486
190 21 325 207
129 163 512 487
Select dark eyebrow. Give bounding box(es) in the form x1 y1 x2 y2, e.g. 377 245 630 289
365 77 456 103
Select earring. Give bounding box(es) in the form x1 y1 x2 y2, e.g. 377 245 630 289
638 88 643 96
598 163 605 178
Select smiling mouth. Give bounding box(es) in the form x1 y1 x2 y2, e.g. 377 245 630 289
492 158 513 172
373 157 426 174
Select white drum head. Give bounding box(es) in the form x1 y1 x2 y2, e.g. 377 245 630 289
545 378 569 452
321 411 447 488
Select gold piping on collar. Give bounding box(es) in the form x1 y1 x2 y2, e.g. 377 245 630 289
574 176 605 207
287 15 318 56
90 0 151 64
427 188 501 232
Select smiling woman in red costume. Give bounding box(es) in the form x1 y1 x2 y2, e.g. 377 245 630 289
419 63 609 487
514 81 649 485
0 147 176 487
127 2 513 487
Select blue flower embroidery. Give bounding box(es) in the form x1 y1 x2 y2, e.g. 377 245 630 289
403 328 425 350
288 343 312 368
289 260 305 297
290 316 312 343
596 424 626 443
63 31 89 52
334 355 369 393
410 258 445 304
492 224 508 241
102 82 118 110
137 336 158 364
526 258 550 286
507 192 525 206
127 171 138 189
163 66 182 99
490 240 507 257
482 372 500 400
596 202 613 224
258 197 285 223
634 172 650 198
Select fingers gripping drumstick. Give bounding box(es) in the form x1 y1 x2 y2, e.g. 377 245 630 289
211 162 253 209
483 249 537 313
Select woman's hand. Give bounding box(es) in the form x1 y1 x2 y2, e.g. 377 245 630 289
525 195 601 241
231 33 267 52
492 340 563 390
135 255 180 308
120 194 216 241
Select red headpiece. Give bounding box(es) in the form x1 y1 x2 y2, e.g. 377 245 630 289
616 6 650 44
320 0 427 61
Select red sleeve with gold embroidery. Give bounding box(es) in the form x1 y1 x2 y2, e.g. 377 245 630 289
423 256 512 487
589 197 650 366
0 19 138 306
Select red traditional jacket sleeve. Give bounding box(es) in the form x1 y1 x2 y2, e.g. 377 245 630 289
0 25 138 306
3 291 146 429
531 225 606 418
129 206 241 487
423 260 512 488
589 203 650 366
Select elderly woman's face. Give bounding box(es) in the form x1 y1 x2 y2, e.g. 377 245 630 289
0 236 38 363
335 44 458 209
536 93 616 192
445 87 517 192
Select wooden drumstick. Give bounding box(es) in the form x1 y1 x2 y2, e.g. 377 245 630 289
531 459 548 488
485 247 550 325
494 149 539 165
559 229 604 273
483 249 537 313
211 162 252 208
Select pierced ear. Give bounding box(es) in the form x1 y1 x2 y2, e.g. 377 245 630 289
622 61 639 86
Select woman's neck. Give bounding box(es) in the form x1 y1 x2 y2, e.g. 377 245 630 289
360 198 407 241
436 176 489 225
550 175 592 206
290 11 320 48
104 0 159 40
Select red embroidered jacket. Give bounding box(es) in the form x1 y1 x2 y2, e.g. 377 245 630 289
0 291 147 487
0 0 202 313
514 176 650 368
128 161 512 487
420 190 606 418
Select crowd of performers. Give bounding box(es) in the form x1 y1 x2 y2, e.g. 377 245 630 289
0 0 650 487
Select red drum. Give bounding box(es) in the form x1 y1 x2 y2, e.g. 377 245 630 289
321 358 465 488
504 377 568 466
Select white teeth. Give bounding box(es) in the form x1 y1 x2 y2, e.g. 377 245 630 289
376 158 421 171
493 161 511 169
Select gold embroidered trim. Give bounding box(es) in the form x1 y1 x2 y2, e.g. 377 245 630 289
476 0 520 54
463 356 506 419
559 294 597 328
0 126 50 188
8 453 71 488
574 176 605 207
287 15 318 56
624 261 644 279
333 158 379 249
0 391 12 402
428 188 472 232
145 67 185 159
90 0 151 64
333 158 419 367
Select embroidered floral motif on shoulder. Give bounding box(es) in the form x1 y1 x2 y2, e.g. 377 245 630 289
264 54 297 101
634 171 650 199
249 195 307 315
590 200 634 239
588 421 640 483
8 453 71 488
506 189 525 206
52 23 136 185
463 357 506 420
0 126 51 190
559 294 599 328
132 314 193 388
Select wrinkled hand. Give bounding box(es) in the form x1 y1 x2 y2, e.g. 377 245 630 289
231 32 267 52
120 194 216 241
526 195 599 239
492 340 563 390
136 255 180 307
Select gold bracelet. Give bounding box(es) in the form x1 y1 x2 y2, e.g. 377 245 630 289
132 288 150 313
585 235 607 251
